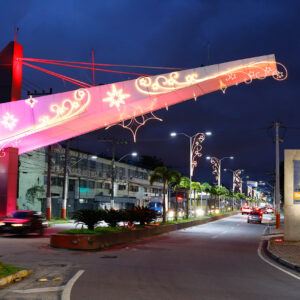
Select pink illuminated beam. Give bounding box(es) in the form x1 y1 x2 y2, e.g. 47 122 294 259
0 54 286 155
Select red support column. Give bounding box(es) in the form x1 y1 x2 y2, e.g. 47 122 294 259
0 148 18 216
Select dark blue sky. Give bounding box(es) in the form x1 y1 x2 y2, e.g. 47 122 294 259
1 0 299 188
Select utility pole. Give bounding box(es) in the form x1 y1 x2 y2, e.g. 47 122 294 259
46 146 52 220
62 139 70 218
98 138 128 209
275 122 281 229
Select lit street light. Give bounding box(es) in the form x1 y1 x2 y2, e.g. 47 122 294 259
224 168 244 192
206 156 234 186
171 130 212 217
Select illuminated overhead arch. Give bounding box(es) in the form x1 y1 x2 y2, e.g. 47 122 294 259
0 54 286 155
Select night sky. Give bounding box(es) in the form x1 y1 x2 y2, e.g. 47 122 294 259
1 0 299 188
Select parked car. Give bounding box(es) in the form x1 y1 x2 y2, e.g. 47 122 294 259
148 201 162 215
0 210 46 235
241 206 252 215
247 210 262 224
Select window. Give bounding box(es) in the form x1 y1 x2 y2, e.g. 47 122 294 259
79 180 87 188
129 185 139 192
118 184 126 191
96 182 103 189
104 183 110 190
88 181 95 189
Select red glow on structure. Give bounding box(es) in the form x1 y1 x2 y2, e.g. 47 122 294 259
11 42 23 101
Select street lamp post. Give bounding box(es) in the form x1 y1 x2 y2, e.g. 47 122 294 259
224 168 243 192
110 152 138 209
206 156 234 186
206 156 234 211
171 131 211 217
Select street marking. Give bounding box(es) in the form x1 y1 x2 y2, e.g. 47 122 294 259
257 229 300 281
211 235 218 239
13 286 64 294
61 269 85 300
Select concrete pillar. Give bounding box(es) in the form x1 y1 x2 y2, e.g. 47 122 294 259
0 147 18 216
284 150 300 241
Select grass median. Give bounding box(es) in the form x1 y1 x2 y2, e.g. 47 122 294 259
0 262 23 279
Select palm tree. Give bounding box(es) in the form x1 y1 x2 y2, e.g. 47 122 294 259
150 166 181 222
177 177 191 218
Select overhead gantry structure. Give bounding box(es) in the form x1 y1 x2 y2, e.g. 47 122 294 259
0 47 287 215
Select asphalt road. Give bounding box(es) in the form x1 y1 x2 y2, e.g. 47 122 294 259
71 214 300 300
0 214 299 300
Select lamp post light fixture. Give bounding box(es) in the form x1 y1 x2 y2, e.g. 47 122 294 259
170 131 211 217
206 156 234 186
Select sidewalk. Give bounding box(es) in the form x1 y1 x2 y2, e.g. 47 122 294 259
265 222 300 271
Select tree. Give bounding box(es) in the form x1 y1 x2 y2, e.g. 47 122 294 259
150 166 181 222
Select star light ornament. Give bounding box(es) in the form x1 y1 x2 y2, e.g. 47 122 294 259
102 85 130 109
1 112 18 131
25 95 38 108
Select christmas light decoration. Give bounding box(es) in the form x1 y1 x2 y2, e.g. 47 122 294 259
106 112 162 142
1 112 18 131
210 157 220 183
135 61 287 96
25 95 38 108
191 133 205 176
233 169 243 193
0 54 285 156
102 84 130 109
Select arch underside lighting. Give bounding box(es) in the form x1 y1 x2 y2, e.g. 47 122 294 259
0 54 286 155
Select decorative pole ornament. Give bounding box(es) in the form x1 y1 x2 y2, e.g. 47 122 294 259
191 133 206 176
233 169 243 193
210 157 220 184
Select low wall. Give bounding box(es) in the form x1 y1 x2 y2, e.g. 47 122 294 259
50 212 238 250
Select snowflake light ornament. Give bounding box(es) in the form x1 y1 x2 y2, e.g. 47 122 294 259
25 95 38 108
1 112 18 131
102 84 130 108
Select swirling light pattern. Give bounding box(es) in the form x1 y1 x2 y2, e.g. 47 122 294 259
210 157 220 183
191 133 206 176
135 61 287 95
233 169 243 193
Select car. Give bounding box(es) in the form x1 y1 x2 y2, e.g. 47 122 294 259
148 201 162 215
0 210 46 235
247 210 262 224
265 207 273 214
241 206 252 215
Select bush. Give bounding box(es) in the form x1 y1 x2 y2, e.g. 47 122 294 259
127 206 157 225
102 209 125 227
72 209 104 230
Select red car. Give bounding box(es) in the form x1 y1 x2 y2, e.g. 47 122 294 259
0 210 45 235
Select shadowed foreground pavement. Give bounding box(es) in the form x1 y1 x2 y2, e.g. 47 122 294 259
71 214 300 300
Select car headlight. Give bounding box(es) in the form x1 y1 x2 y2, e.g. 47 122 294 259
11 223 24 227
196 209 204 217
0 222 5 226
215 209 220 214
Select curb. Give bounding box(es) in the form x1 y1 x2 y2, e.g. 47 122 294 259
50 212 238 251
0 269 32 288
263 239 300 273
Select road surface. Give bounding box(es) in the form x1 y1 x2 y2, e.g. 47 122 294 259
0 214 299 299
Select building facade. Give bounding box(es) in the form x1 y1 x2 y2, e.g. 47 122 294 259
18 147 164 217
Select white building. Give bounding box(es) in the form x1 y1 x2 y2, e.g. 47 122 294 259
18 147 164 217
